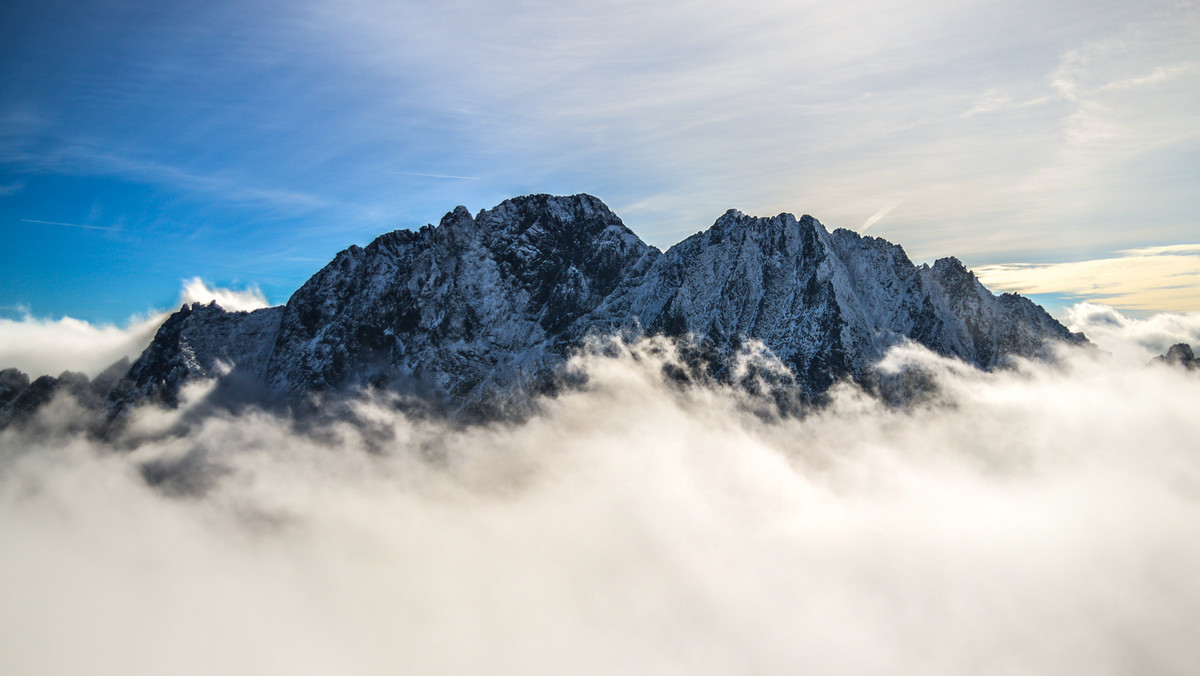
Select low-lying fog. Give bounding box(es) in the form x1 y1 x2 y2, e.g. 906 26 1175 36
2 303 1199 675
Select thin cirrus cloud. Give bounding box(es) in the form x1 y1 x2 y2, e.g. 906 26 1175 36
20 218 120 231
976 244 1200 313
859 202 899 233
313 0 1200 250
389 172 481 181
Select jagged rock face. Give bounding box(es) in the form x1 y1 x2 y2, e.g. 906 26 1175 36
0 368 30 409
112 303 283 409
603 210 1083 394
262 194 657 414
83 193 1086 420
611 211 854 392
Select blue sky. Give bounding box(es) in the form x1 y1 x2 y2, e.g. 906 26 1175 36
2 0 1198 324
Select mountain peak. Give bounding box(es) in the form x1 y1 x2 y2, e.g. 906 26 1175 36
439 205 474 227
0 194 1089 427
479 193 619 228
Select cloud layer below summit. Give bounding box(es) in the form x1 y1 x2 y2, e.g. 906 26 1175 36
2 325 1199 675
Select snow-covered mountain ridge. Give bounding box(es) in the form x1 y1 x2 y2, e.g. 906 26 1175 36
2 193 1085 426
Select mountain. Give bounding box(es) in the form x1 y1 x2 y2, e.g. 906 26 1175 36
1153 343 1198 370
2 194 1086 427
0 358 128 432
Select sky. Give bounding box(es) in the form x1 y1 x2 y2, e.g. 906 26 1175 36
1 0 1198 325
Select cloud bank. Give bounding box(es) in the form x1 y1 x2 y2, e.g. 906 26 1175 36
0 279 271 377
0 312 164 379
1065 302 1200 365
1 320 1198 674
178 277 270 313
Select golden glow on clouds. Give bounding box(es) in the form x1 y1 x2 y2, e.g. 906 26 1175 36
976 244 1200 312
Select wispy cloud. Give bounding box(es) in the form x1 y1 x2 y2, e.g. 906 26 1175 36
33 141 337 216
353 0 1195 259
860 202 899 232
390 171 481 180
962 93 1052 118
1118 243 1200 256
976 243 1200 312
19 218 119 231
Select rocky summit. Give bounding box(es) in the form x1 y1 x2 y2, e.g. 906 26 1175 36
1153 343 1199 370
3 193 1086 427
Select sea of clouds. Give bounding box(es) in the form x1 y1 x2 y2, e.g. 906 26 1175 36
1 298 1199 675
